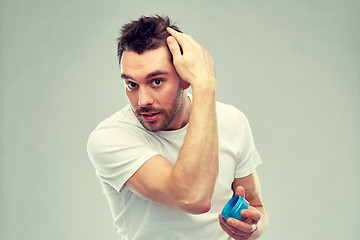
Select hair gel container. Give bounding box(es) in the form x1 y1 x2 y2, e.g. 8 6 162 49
221 195 249 220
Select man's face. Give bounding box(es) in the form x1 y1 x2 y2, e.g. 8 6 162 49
120 45 185 132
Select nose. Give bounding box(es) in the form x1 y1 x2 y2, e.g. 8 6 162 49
138 87 153 107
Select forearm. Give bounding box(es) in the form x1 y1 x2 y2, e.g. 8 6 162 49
251 206 268 239
171 86 219 213
165 28 219 213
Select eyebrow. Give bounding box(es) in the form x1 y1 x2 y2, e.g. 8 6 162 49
121 71 168 81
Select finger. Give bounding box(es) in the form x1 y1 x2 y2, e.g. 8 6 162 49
251 224 257 233
226 217 256 234
166 27 196 50
166 27 186 41
235 185 245 198
241 207 262 222
166 36 182 63
218 215 250 240
218 216 236 238
219 214 254 235
219 221 248 240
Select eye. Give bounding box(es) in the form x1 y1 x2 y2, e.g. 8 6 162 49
152 79 162 86
126 81 138 91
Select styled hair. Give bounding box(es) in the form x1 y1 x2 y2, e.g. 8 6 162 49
117 15 182 64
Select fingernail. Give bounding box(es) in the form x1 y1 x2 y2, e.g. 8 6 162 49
251 224 257 232
228 219 235 225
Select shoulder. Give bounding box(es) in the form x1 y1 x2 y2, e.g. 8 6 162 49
96 104 139 128
215 100 253 142
90 104 144 135
216 100 248 123
87 105 150 153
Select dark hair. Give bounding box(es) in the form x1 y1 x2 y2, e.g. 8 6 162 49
117 15 182 64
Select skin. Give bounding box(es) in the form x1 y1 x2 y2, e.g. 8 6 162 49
219 173 269 239
120 27 268 238
121 46 189 132
120 29 218 214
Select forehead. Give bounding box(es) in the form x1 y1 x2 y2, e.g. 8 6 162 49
120 46 173 79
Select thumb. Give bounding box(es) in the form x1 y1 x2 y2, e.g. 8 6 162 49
235 186 245 198
166 36 182 63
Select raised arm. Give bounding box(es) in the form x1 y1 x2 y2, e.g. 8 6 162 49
124 28 219 214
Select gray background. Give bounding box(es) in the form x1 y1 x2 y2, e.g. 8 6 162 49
1 0 359 239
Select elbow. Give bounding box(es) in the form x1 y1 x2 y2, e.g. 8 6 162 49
178 198 212 214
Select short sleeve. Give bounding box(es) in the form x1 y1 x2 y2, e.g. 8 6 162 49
87 122 160 192
234 110 262 178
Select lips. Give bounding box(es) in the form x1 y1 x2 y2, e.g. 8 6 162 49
141 112 160 122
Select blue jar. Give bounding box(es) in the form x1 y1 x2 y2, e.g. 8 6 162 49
221 195 249 220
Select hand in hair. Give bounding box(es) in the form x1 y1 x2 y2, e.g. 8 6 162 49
166 27 216 93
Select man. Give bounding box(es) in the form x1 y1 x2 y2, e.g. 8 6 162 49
87 15 268 239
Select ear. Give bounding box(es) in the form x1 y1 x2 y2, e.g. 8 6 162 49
182 80 191 90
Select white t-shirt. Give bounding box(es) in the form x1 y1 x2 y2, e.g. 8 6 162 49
87 99 262 240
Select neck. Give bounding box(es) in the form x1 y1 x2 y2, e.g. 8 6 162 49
166 91 191 130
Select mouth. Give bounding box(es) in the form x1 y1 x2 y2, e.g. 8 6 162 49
140 112 160 122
